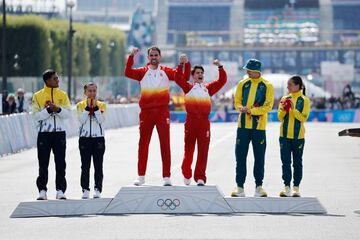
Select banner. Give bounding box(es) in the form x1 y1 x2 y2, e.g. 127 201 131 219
170 109 360 123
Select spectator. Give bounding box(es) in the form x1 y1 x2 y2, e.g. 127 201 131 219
4 94 17 114
15 88 29 113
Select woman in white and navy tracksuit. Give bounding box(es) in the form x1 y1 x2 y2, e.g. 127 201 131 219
76 83 106 199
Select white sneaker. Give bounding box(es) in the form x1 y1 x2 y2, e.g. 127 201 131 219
163 177 172 186
37 190 47 200
279 186 291 197
134 176 145 186
197 179 205 186
56 190 67 200
93 189 101 198
184 178 191 186
82 189 90 199
231 187 245 197
254 186 268 197
292 186 301 197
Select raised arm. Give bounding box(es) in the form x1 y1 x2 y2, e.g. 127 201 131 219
207 59 227 96
124 48 147 81
174 64 192 93
163 53 191 81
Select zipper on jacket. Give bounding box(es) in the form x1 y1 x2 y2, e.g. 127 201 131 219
51 88 56 131
90 114 92 137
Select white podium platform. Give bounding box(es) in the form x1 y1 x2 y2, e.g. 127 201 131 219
10 198 112 218
11 186 327 217
104 186 233 214
225 197 326 214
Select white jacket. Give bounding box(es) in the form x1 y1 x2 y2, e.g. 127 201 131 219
76 99 106 138
31 86 71 133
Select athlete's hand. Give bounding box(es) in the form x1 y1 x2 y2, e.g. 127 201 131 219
179 54 188 64
130 48 140 56
213 59 222 67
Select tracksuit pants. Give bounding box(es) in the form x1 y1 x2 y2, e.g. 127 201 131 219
235 128 266 188
181 116 210 183
36 131 67 192
79 137 105 192
138 106 171 178
279 137 304 187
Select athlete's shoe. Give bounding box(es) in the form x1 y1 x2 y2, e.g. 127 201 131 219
292 186 301 197
82 189 90 199
197 179 205 186
279 186 291 197
93 188 101 199
163 177 172 186
254 186 267 197
56 190 67 200
37 190 47 200
183 178 191 186
134 176 145 186
231 187 245 197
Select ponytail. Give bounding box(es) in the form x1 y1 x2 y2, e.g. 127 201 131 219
290 75 306 96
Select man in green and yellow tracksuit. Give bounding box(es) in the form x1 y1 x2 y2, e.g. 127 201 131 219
231 59 274 197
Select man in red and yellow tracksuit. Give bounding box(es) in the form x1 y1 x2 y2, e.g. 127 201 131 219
124 47 190 186
175 60 227 186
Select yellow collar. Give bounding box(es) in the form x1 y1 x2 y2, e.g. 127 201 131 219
249 76 262 83
43 85 58 94
290 90 303 98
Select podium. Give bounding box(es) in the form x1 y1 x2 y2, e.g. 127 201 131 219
10 198 112 218
11 186 327 218
225 197 326 213
104 186 232 214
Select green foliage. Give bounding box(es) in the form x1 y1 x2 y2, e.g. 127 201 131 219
0 15 125 77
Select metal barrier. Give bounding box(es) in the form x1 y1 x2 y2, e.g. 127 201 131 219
0 104 140 156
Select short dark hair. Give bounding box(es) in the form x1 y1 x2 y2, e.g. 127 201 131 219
42 69 56 82
191 66 204 75
147 46 161 56
84 82 97 93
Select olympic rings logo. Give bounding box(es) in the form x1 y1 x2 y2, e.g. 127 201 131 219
156 198 180 210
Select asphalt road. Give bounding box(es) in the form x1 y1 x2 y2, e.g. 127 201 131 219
1 122 359 240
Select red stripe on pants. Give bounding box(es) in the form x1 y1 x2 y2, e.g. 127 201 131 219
138 106 171 177
181 116 210 183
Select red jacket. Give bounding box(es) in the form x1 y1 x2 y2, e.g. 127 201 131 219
125 55 191 110
175 64 227 117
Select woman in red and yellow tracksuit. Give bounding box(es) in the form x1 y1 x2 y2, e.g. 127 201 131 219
124 47 190 186
278 76 310 197
76 83 106 199
175 60 227 186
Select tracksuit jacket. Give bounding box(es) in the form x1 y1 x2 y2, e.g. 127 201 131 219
278 90 310 186
124 55 190 178
31 85 71 192
76 99 107 192
234 76 274 187
175 64 227 183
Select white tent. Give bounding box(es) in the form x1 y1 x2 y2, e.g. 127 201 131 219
224 74 331 98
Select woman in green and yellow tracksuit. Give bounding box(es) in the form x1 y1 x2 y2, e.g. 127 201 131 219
278 76 310 197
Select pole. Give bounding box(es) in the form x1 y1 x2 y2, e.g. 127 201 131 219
2 0 7 91
67 6 73 100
